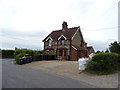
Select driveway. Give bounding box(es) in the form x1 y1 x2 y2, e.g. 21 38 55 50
2 59 96 88
23 60 118 88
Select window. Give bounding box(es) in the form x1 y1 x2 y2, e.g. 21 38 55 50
48 40 52 46
81 43 82 47
60 40 65 45
80 41 83 46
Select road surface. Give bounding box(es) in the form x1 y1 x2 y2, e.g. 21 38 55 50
2 59 96 88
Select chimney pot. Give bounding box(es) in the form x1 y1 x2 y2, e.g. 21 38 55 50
62 21 68 30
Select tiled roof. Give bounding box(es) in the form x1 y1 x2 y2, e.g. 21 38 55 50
87 46 93 51
43 26 80 41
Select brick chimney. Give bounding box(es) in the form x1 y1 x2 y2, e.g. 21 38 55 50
62 21 68 30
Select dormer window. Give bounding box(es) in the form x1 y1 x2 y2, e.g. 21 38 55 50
58 34 67 40
60 40 65 45
46 36 53 46
58 35 66 46
48 40 52 46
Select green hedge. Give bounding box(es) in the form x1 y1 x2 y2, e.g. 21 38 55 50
14 49 33 57
14 49 33 64
33 50 41 56
118 54 120 70
2 50 15 58
85 53 118 75
14 49 46 64
15 53 30 64
14 49 45 57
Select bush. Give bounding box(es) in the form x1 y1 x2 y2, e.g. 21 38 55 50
14 49 33 64
39 50 46 55
33 50 40 56
117 54 120 70
14 49 33 57
85 53 118 75
15 53 30 64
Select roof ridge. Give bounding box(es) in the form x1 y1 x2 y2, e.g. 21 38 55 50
53 30 62 32
68 26 80 29
52 26 80 32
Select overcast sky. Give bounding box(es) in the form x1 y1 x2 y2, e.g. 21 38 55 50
0 0 119 51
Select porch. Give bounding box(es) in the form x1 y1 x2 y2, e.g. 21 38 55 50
57 47 69 60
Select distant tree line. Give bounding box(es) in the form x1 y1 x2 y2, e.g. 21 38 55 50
2 48 55 58
2 50 15 58
96 41 120 54
2 49 46 59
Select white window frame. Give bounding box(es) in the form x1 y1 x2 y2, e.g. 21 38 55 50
61 40 65 45
48 40 52 46
58 34 67 40
46 36 53 41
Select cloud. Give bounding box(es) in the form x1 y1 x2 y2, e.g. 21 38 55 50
1 35 44 50
85 38 115 52
1 29 48 50
0 0 119 50
0 0 118 31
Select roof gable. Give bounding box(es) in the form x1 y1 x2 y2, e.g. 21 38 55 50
46 36 53 41
58 34 67 40
87 46 95 52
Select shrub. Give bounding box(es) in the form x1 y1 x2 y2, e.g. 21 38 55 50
39 50 46 55
117 54 120 70
14 49 33 57
85 53 118 75
33 50 40 56
15 53 30 64
15 53 29 59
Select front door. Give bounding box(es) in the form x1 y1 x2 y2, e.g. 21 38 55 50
58 49 67 60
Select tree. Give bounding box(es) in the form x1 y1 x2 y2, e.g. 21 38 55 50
105 49 109 53
2 50 15 58
109 41 120 54
96 50 100 54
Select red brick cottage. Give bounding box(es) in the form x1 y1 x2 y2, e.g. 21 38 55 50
43 21 94 61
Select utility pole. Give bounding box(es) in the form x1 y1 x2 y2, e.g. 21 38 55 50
118 1 120 42
118 1 120 90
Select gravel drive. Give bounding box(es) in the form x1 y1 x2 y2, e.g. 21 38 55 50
23 60 118 88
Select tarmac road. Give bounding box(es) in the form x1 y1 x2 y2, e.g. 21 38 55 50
2 59 96 88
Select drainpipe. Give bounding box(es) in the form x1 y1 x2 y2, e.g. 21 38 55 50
69 38 72 61
44 41 45 50
56 40 58 59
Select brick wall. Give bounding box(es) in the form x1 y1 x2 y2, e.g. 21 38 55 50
70 47 78 61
